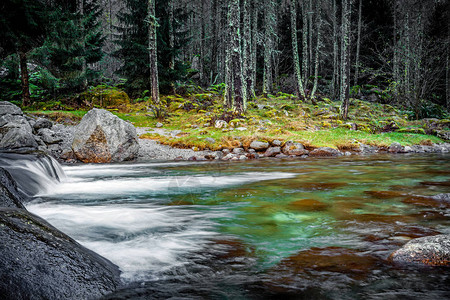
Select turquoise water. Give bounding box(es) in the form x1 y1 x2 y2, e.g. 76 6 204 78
27 154 450 299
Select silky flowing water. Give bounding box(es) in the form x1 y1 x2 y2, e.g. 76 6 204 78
24 154 450 299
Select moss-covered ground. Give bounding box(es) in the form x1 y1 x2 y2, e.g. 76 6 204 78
24 92 448 151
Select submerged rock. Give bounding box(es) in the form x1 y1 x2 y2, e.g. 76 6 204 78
72 108 139 163
0 208 121 300
389 234 450 267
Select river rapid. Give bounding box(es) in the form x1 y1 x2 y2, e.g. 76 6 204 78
13 154 450 298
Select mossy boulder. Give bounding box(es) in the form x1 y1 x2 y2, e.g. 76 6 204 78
78 86 130 109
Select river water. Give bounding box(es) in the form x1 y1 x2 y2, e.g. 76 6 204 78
22 154 450 299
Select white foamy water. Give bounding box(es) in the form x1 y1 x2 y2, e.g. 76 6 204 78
28 202 223 281
27 161 296 281
37 171 297 197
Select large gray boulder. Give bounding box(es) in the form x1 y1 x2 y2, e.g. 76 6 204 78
389 234 450 267
72 108 139 163
0 102 38 150
0 208 121 300
282 141 307 156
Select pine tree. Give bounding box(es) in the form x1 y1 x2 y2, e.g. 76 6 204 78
33 0 104 94
0 0 49 105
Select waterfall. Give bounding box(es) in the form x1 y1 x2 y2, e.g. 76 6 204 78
0 152 66 197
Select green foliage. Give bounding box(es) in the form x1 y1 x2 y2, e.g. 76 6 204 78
115 0 189 97
32 0 104 95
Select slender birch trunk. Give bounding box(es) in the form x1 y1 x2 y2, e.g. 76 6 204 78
353 0 362 88
148 0 160 110
227 0 246 112
168 0 175 93
340 0 351 120
243 0 252 99
301 0 309 89
331 0 338 99
310 0 322 102
210 0 218 84
78 0 87 89
263 0 274 97
308 0 313 79
290 0 306 99
250 0 258 97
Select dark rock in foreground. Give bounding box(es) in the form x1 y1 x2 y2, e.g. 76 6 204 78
0 207 121 300
0 167 27 209
389 234 450 267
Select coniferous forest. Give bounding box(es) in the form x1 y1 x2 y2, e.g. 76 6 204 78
1 0 448 119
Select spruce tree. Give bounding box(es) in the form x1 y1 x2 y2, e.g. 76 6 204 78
33 0 104 94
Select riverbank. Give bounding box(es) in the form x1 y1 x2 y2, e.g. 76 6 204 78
18 93 449 162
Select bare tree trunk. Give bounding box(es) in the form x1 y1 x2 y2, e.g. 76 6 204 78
148 0 160 110
78 0 87 89
169 0 175 94
263 0 274 97
199 0 206 86
301 0 309 89
250 0 258 97
331 0 338 99
19 50 31 107
290 0 306 100
353 0 362 88
310 0 322 102
340 0 351 120
308 0 313 80
210 0 218 84
243 0 252 99
447 39 450 111
392 0 399 102
226 0 246 112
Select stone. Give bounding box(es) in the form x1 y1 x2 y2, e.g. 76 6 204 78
205 137 216 144
309 147 342 157
282 141 307 156
359 144 378 154
432 193 450 202
249 141 269 151
272 139 282 146
389 234 450 267
0 101 22 116
155 122 163 128
0 112 38 150
38 128 63 145
222 148 231 155
170 130 182 137
215 120 228 129
389 142 404 153
0 168 27 209
0 208 121 299
239 155 248 160
33 118 53 131
275 153 289 159
235 127 247 131
222 153 235 161
264 147 281 157
233 147 245 154
72 108 139 163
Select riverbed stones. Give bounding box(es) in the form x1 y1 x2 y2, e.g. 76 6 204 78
282 141 307 156
309 147 342 157
249 140 269 151
264 147 281 157
389 142 404 153
0 207 121 300
72 108 139 163
389 234 450 267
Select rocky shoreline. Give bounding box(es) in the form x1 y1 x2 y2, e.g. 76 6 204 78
1 101 449 164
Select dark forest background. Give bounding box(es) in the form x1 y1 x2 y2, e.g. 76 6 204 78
0 0 448 119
